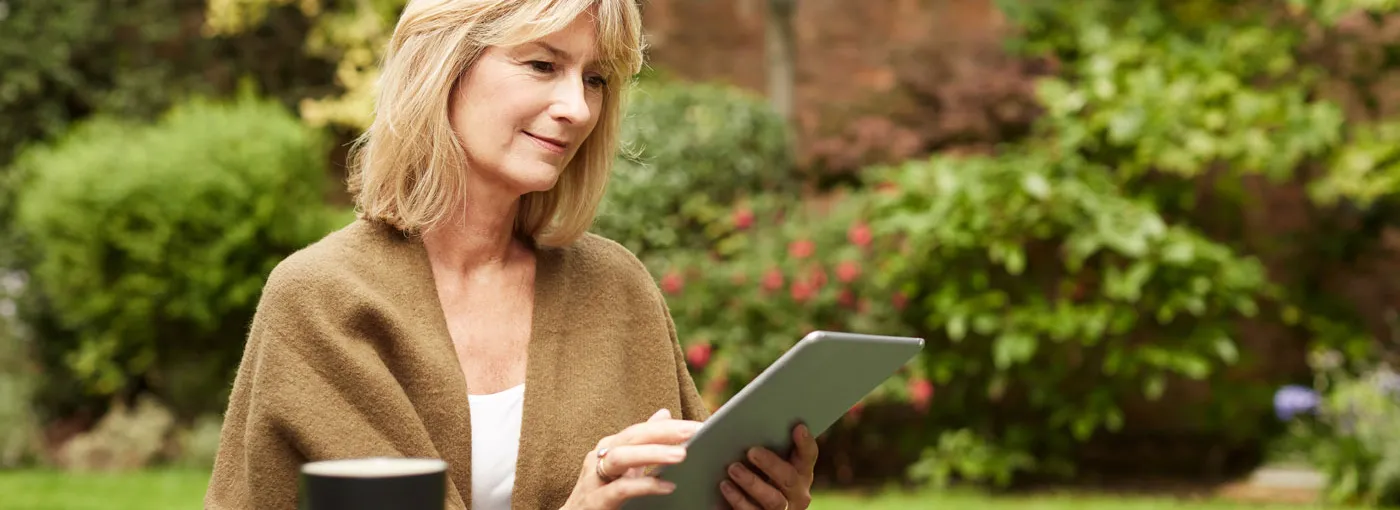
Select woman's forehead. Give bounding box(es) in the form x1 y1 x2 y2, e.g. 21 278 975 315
496 1 639 76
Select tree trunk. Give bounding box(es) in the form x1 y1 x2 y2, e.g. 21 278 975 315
765 0 797 144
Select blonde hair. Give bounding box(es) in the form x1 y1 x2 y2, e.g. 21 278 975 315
347 0 644 247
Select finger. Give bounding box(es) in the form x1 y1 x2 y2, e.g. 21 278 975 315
599 444 687 476
611 419 703 447
648 408 672 422
791 424 819 473
729 462 788 510
593 477 677 506
719 480 761 510
745 448 801 494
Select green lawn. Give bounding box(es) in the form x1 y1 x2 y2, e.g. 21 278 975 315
814 489 1328 510
0 469 209 510
0 469 1330 510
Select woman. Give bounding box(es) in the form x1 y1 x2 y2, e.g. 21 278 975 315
204 0 818 509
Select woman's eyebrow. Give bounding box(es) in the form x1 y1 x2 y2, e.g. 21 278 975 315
528 41 571 61
526 41 599 67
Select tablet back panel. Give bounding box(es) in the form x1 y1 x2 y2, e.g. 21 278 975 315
622 331 924 510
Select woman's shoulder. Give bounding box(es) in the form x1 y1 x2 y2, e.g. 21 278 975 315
559 232 654 280
258 218 427 312
548 232 663 303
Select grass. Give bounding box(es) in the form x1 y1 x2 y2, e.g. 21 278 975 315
812 488 1330 510
0 469 1332 510
0 468 209 510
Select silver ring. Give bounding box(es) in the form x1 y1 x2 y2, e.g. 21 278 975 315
595 447 617 482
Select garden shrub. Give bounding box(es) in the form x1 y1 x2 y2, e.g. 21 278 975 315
1275 352 1400 506
55 395 174 472
655 150 1271 486
870 151 1271 484
0 275 42 468
11 94 351 413
171 414 224 469
593 80 795 258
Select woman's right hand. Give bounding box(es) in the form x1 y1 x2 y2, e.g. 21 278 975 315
560 408 701 510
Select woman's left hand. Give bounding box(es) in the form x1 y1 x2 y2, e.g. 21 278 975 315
720 424 819 510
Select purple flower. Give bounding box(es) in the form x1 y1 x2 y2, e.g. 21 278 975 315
1274 384 1320 421
1374 369 1400 398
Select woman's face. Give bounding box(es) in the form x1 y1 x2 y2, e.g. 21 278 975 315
450 13 607 196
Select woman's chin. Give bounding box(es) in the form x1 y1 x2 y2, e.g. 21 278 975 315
503 168 564 195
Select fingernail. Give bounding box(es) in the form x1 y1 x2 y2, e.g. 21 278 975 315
660 481 676 492
747 448 760 461
728 463 743 478
670 447 687 461
720 480 735 494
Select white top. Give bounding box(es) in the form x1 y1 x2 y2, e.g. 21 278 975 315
468 384 525 510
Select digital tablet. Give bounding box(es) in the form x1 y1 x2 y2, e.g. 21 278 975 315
621 330 925 510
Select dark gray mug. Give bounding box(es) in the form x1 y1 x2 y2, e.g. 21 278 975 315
299 457 448 510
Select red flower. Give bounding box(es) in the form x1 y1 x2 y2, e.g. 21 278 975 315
660 272 684 295
686 342 711 368
788 239 815 259
732 207 754 230
790 280 816 302
1072 281 1089 301
761 268 784 292
846 401 865 422
705 373 729 395
909 378 934 412
835 260 861 283
838 289 857 308
848 222 873 247
730 272 748 285
892 292 908 310
808 266 828 289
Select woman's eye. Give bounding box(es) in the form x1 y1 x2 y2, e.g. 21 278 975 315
586 75 608 89
528 61 555 73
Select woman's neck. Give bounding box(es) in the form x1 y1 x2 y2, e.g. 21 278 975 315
421 188 530 276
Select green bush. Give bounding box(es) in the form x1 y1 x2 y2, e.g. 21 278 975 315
654 150 1271 486
871 152 1271 484
11 94 350 412
593 80 794 258
1276 352 1400 507
0 279 42 468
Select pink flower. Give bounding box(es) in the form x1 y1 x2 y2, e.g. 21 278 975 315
730 272 748 285
808 266 828 289
788 239 815 259
762 269 785 292
846 401 865 422
732 208 754 230
838 289 857 308
660 272 684 295
686 342 712 368
790 280 816 302
835 260 861 283
909 378 934 412
848 222 873 247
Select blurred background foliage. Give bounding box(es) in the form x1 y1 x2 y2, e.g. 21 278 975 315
3 0 1400 506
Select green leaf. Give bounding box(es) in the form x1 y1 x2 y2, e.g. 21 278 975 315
948 314 968 342
1022 172 1051 199
1213 336 1239 364
993 332 1038 369
1005 247 1027 275
1143 374 1167 401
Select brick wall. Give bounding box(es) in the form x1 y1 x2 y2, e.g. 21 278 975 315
641 0 1045 173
